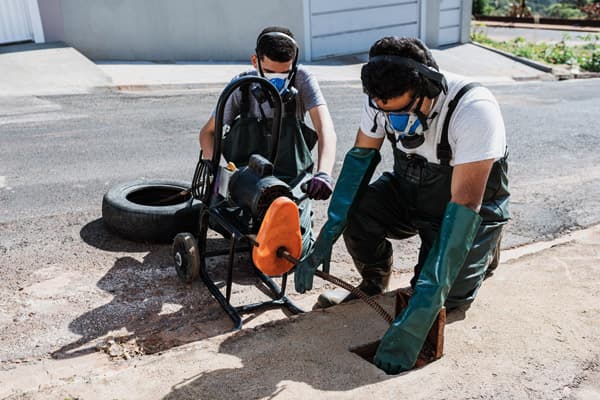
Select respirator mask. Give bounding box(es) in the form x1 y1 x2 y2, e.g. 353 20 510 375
370 95 430 149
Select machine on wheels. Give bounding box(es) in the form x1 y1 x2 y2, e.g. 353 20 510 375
172 76 304 330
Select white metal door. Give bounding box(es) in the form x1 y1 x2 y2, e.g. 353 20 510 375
0 0 34 44
439 0 462 46
309 0 421 60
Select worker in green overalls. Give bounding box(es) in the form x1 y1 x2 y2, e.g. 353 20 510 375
198 26 337 254
294 37 510 373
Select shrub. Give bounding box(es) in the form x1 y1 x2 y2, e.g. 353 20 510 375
579 50 600 71
515 44 535 58
545 3 585 19
471 23 600 72
473 0 491 15
544 41 575 63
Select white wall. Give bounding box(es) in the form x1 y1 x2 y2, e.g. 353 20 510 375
308 0 421 60
49 0 306 61
36 0 472 61
0 0 44 44
438 0 462 46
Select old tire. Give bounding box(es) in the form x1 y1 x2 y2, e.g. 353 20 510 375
102 179 200 243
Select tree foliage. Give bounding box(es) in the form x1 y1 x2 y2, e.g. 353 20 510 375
545 3 586 17
582 2 600 18
474 0 600 19
473 0 491 14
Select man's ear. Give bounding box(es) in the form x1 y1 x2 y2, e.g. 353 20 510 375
251 54 258 69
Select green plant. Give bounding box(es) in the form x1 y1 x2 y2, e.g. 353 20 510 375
577 33 600 50
579 50 600 71
471 22 599 72
513 36 527 43
473 0 491 14
545 3 585 18
515 44 535 58
470 26 493 44
544 41 575 63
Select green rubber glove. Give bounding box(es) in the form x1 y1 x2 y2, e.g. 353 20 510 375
294 147 380 293
374 202 482 374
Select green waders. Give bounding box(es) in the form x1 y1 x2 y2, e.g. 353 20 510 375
221 85 318 255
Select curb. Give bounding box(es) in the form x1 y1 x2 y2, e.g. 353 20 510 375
472 19 600 33
96 80 363 93
501 223 599 264
471 42 554 73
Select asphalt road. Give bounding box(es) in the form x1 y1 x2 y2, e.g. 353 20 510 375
1 79 600 249
478 26 596 45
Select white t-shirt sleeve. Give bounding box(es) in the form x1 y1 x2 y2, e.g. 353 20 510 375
359 96 386 138
450 91 506 165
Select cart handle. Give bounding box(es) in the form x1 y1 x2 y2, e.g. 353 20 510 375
212 74 283 174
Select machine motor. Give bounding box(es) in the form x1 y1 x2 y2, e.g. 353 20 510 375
225 154 292 226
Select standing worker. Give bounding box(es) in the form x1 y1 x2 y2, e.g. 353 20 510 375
294 37 509 373
198 26 337 254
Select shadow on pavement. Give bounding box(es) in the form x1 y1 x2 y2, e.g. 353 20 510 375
0 41 69 54
161 309 395 399
52 218 292 360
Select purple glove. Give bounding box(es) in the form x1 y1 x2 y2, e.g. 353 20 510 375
305 172 334 200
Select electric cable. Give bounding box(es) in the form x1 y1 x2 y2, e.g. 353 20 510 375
277 248 394 324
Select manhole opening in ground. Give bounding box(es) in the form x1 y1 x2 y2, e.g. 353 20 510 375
349 290 447 371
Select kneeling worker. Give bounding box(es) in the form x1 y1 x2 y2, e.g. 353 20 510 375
294 37 509 373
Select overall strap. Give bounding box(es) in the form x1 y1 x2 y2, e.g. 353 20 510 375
284 95 297 117
240 83 250 118
284 75 298 117
438 82 482 166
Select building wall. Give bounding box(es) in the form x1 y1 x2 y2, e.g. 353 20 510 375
36 0 472 61
38 0 64 43
423 0 471 48
42 0 306 61
308 0 421 60
439 0 463 46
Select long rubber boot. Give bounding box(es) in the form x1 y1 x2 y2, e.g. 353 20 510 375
374 202 482 374
316 256 392 308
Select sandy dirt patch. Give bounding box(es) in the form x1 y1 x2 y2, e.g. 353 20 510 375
1 218 598 399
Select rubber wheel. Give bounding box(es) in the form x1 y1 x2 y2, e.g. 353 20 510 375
102 179 200 243
172 232 200 283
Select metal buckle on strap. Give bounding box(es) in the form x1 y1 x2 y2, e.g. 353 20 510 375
436 144 452 163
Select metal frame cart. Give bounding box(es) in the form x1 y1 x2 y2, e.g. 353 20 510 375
172 76 304 330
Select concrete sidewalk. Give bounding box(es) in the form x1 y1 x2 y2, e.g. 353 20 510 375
2 224 599 399
0 42 111 97
0 41 553 97
97 43 551 89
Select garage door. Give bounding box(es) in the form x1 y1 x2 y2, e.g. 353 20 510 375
0 0 42 44
438 0 462 46
309 0 421 60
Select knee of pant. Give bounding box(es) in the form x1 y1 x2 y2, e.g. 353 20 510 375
342 230 360 260
446 273 485 308
445 295 475 310
342 220 361 247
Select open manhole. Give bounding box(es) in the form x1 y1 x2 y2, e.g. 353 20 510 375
350 289 446 371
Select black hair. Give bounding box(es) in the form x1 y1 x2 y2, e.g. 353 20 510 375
256 26 296 63
361 37 440 102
